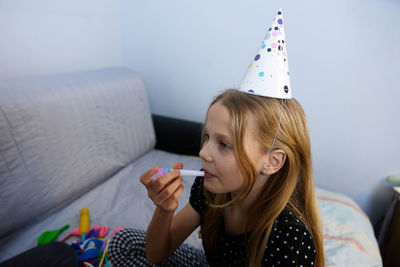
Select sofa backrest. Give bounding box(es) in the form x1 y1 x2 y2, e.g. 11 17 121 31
0 67 155 238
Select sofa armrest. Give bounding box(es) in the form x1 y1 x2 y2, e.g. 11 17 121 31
152 114 203 157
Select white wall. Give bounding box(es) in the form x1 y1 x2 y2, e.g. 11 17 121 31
0 0 121 79
119 0 400 224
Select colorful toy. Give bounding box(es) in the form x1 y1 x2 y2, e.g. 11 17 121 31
86 229 100 239
89 225 109 238
79 208 90 242
59 209 125 266
62 225 109 242
67 226 124 266
78 247 100 261
105 256 110 267
98 225 109 237
98 239 109 267
60 227 80 242
38 224 69 245
112 227 126 236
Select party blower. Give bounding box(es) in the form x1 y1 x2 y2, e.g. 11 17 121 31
156 168 204 178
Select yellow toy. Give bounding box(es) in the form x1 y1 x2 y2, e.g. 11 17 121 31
79 208 90 241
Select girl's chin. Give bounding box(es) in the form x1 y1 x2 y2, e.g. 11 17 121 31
203 178 217 190
203 179 227 194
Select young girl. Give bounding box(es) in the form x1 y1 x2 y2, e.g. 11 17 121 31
109 10 325 267
108 89 325 267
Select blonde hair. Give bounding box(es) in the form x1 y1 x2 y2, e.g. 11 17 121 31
200 89 325 267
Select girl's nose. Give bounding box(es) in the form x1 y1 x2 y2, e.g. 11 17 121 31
199 143 212 162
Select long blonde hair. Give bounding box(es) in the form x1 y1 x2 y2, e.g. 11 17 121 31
200 89 325 267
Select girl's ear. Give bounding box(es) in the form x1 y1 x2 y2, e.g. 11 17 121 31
262 150 286 175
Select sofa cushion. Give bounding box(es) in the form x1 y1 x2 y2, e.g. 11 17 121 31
0 67 155 238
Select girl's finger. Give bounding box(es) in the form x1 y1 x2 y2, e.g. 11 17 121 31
152 169 180 193
140 166 159 186
153 176 183 205
172 184 185 201
162 184 185 209
173 162 183 170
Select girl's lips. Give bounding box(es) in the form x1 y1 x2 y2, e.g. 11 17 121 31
204 170 215 179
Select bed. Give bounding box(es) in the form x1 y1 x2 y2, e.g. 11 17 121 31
316 188 382 266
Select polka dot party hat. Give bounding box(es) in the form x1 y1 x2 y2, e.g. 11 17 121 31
239 9 292 99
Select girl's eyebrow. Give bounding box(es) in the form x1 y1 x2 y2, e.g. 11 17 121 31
215 133 231 140
204 127 231 141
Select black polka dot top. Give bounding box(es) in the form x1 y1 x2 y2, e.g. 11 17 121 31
190 177 316 267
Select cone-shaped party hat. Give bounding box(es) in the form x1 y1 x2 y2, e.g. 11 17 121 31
239 10 292 99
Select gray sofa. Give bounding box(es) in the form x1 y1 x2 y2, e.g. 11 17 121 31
0 67 203 261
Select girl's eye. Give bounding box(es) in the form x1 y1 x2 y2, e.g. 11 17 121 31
219 141 230 149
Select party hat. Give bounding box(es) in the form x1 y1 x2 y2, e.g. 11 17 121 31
239 9 292 99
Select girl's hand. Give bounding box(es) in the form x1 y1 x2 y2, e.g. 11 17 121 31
140 162 184 212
